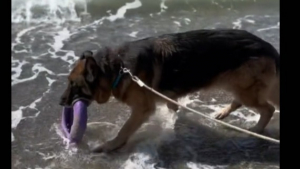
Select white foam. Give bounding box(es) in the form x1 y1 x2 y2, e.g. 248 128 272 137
61 51 78 65
14 49 29 54
12 107 24 129
106 0 142 22
154 0 168 16
37 151 60 161
232 15 257 29
12 103 25 143
12 73 56 142
11 97 44 142
76 0 143 30
186 162 227 169
46 77 56 86
160 0 168 11
12 25 42 51
232 110 259 122
184 18 191 25
57 73 69 76
11 59 28 83
12 63 55 86
52 123 72 149
178 96 195 106
31 53 49 60
119 103 177 168
245 19 255 24
122 153 157 169
128 31 139 38
173 21 181 27
12 133 15 142
87 121 118 127
232 18 242 29
28 97 42 109
15 26 40 44
155 104 178 129
42 28 80 65
198 104 260 123
48 28 72 53
11 0 82 24
257 22 280 32
211 0 237 12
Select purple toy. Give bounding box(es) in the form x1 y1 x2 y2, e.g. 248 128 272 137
61 100 88 143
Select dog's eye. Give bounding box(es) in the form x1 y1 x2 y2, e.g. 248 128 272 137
70 81 76 87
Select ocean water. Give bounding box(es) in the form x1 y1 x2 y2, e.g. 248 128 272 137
11 0 280 168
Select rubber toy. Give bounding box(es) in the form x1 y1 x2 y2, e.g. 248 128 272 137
61 100 88 143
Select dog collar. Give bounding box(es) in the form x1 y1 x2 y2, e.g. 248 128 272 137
112 55 125 89
112 72 123 89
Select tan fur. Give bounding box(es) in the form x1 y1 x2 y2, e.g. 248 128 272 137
267 75 280 109
213 57 280 133
153 38 177 57
68 60 85 81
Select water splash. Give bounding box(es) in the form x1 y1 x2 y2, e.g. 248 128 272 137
11 0 85 24
106 0 142 22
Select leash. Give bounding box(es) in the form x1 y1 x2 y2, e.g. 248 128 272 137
121 68 280 144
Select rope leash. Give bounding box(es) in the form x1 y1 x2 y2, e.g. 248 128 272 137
121 68 280 144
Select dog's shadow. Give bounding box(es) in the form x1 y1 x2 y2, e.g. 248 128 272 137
78 103 279 168
158 113 279 168
100 108 279 168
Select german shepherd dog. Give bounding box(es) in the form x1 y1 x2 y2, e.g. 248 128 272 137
60 29 280 153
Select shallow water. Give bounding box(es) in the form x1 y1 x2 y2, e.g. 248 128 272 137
11 0 279 168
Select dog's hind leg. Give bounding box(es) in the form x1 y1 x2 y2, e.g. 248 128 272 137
215 100 242 119
163 91 179 112
248 102 275 133
220 58 277 133
167 98 179 112
267 75 280 110
234 80 276 133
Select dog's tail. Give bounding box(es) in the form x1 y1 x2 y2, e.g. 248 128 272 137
275 54 280 76
264 42 280 109
264 41 280 75
268 62 280 109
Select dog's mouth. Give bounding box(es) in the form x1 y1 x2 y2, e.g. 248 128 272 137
62 98 92 108
72 97 92 107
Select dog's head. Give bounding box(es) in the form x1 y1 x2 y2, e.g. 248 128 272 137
59 50 112 107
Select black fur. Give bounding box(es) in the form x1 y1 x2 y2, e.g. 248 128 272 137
93 29 280 97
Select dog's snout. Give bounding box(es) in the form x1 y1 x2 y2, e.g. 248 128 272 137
59 96 67 106
59 99 65 106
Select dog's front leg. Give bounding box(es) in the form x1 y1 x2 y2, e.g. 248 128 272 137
92 105 155 153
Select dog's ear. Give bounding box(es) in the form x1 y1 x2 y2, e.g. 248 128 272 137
84 54 98 83
80 50 93 60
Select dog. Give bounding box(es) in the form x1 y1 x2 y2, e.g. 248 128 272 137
59 29 280 153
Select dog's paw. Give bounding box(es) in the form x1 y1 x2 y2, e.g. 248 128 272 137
92 143 108 153
92 141 126 153
214 111 228 120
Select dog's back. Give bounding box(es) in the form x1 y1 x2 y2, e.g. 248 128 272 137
121 29 280 134
119 29 279 97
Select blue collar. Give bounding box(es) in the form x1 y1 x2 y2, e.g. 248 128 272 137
112 54 124 89
112 73 123 89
